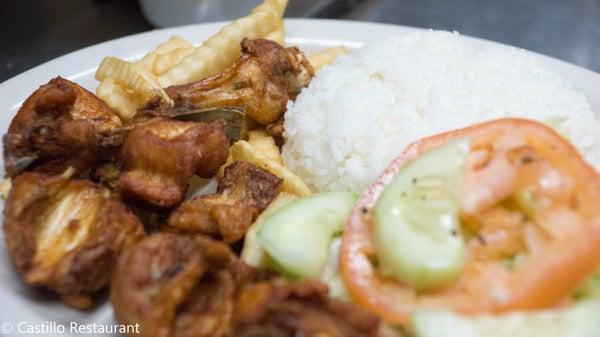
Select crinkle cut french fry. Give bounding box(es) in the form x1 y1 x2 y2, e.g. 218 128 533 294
96 56 173 105
252 0 287 44
153 47 194 75
136 36 193 72
96 79 139 121
252 0 289 17
309 46 348 72
264 22 285 45
248 129 282 164
158 11 280 87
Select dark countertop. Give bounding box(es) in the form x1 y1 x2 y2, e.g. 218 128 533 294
1 0 599 83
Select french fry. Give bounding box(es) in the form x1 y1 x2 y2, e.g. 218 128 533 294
153 47 194 75
217 153 234 179
96 57 174 120
218 129 281 179
252 0 288 16
309 46 348 72
248 129 282 164
158 10 280 86
230 140 311 196
0 178 11 199
252 0 287 44
136 36 193 72
264 21 285 45
96 79 139 120
96 57 173 104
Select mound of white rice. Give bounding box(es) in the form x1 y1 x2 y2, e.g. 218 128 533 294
282 30 600 193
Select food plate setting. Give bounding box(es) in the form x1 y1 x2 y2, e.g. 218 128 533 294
1 1 600 336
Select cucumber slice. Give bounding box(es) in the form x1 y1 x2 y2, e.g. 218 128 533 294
373 140 469 290
412 300 600 337
257 191 357 280
241 193 298 269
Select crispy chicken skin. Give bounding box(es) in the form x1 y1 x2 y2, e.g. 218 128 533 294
118 118 229 208
147 38 314 125
112 233 376 337
217 161 283 210
166 161 282 243
3 170 145 309
234 279 381 337
111 233 253 337
3 77 123 177
265 118 284 138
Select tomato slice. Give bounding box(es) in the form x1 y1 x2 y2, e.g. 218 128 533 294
340 118 600 326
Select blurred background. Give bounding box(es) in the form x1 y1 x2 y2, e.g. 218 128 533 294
1 0 599 82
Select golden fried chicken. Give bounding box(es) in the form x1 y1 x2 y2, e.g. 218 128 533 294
3 169 145 309
166 161 282 243
118 118 229 208
112 233 378 337
234 279 381 337
266 118 284 139
3 77 123 177
111 233 253 337
90 161 122 190
217 161 283 210
146 38 314 125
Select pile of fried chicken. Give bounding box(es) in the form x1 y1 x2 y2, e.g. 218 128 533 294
2 39 381 337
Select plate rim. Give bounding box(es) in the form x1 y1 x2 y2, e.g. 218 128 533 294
1 18 598 88
0 18 599 336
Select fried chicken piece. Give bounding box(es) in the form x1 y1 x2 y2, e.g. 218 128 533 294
3 170 145 309
3 77 123 177
217 161 283 210
118 118 229 208
234 279 381 337
172 236 253 337
166 194 257 243
166 161 282 243
266 118 284 138
146 38 314 125
90 161 122 190
111 233 253 337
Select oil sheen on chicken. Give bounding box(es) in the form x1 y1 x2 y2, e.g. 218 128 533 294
166 161 282 243
118 118 229 208
3 169 145 309
144 39 314 126
3 77 123 177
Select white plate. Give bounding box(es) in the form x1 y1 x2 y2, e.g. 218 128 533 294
0 19 599 337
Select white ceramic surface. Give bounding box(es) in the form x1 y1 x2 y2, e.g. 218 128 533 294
0 19 598 337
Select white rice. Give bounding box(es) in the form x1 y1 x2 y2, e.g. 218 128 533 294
282 30 600 193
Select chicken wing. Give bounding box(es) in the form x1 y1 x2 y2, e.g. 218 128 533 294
3 77 123 177
3 169 145 309
234 279 381 337
166 161 282 243
145 38 314 125
118 118 229 208
111 233 253 337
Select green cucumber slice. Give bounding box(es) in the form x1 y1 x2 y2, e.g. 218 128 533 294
257 191 357 280
373 139 469 290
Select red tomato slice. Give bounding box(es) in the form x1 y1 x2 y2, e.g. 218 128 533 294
340 118 600 326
